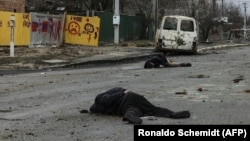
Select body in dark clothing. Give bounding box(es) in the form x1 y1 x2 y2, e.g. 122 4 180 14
88 87 190 124
144 54 191 68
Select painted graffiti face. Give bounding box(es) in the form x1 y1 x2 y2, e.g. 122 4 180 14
84 23 94 33
68 21 80 35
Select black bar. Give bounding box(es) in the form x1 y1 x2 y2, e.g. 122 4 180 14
134 125 250 141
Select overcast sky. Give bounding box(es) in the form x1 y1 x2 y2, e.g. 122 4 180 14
226 0 250 13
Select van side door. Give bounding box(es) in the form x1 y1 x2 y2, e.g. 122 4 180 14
178 19 197 50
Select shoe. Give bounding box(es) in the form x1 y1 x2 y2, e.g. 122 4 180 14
170 111 190 119
185 63 192 67
180 63 192 67
123 111 142 124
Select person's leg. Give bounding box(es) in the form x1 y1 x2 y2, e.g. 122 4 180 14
166 59 192 67
179 63 192 67
153 107 191 119
151 107 174 117
169 110 191 118
122 92 175 117
164 59 180 67
122 92 191 120
122 106 143 124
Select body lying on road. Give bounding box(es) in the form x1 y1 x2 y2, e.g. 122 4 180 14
80 87 190 124
144 54 192 68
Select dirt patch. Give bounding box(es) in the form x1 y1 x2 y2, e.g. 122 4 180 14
0 40 155 70
0 45 111 70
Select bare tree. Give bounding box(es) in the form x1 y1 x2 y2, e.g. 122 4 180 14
158 0 191 16
120 0 130 14
80 0 112 11
224 2 243 28
133 0 154 39
223 2 244 40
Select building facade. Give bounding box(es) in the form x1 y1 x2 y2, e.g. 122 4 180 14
0 0 25 13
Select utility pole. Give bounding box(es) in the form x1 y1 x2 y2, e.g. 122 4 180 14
10 15 15 57
113 0 120 44
243 2 247 40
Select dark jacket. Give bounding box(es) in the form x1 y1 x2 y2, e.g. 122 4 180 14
144 54 169 68
90 87 128 115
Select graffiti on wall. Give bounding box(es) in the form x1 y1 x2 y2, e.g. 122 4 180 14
67 16 81 35
5 14 30 28
23 14 30 28
30 12 64 48
64 15 100 47
84 18 100 43
0 11 99 47
31 17 62 41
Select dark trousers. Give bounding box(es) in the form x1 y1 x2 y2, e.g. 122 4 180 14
121 92 174 118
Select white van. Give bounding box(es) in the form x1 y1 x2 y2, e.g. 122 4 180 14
155 15 199 53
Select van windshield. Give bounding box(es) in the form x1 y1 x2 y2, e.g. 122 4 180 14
181 20 194 32
163 18 177 30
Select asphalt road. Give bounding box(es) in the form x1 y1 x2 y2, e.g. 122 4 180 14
0 46 250 141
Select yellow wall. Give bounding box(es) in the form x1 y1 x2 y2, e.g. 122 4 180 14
64 15 100 47
0 12 100 47
0 11 30 46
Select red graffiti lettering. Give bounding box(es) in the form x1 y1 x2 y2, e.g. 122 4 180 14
42 21 49 32
32 22 38 32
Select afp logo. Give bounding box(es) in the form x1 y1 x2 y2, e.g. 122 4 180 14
222 129 247 138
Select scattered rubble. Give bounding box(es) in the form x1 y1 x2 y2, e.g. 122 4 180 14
188 74 210 78
233 75 244 83
244 89 250 93
175 90 187 95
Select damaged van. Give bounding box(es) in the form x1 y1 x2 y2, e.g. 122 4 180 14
155 15 199 53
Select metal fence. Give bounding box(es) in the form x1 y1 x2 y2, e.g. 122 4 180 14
97 12 153 42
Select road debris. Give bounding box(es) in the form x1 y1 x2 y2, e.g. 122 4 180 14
175 90 187 95
188 74 210 78
233 75 244 83
244 89 250 93
197 87 208 92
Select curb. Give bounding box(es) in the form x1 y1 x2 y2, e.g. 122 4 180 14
63 52 161 68
197 44 249 53
56 44 249 68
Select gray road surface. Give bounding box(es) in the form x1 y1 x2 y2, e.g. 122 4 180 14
0 46 250 141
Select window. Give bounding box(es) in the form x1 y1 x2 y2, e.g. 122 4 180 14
181 20 194 32
163 18 177 30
